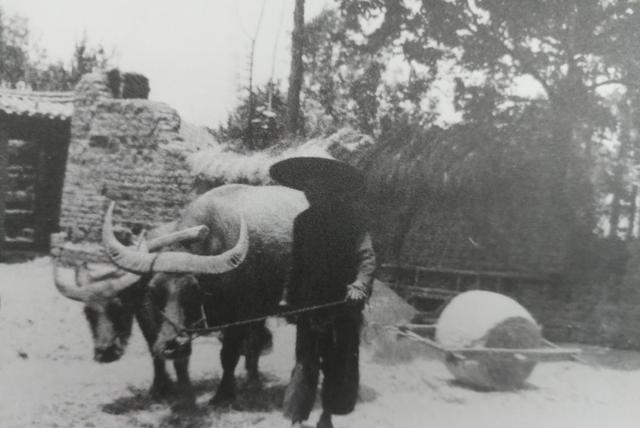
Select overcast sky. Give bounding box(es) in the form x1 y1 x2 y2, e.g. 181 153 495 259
2 0 332 127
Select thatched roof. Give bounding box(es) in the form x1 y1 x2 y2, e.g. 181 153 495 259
362 124 523 199
0 88 74 121
174 125 571 274
187 128 375 186
161 120 220 157
356 123 571 274
183 124 506 196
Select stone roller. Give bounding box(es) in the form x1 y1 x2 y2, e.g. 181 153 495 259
435 290 545 390
389 290 580 390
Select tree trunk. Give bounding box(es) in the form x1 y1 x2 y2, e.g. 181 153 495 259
627 185 637 239
609 189 622 239
286 0 305 137
245 1 267 150
0 117 7 260
610 98 632 239
548 106 573 219
549 76 595 241
246 40 256 150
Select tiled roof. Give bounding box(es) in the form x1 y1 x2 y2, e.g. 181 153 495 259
0 89 74 120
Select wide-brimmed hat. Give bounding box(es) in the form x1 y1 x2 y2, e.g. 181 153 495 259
269 156 365 193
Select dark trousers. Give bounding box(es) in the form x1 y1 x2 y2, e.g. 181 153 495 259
283 312 362 422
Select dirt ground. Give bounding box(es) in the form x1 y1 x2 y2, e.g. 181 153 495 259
1 258 640 428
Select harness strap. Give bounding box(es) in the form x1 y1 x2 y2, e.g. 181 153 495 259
185 299 347 335
158 299 348 347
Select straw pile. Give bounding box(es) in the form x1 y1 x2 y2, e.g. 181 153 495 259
186 128 374 187
435 290 543 390
365 281 427 364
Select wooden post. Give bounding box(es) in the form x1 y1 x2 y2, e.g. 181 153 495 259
455 274 462 291
0 117 8 260
33 140 48 251
473 275 481 289
33 120 71 251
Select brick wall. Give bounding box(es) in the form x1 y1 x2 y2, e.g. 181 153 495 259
58 73 198 260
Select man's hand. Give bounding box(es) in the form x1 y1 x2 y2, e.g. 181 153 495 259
277 297 297 324
346 281 368 302
278 297 290 310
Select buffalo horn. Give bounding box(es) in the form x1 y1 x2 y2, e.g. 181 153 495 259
53 262 89 302
53 262 142 302
53 224 212 302
145 225 210 250
102 202 249 274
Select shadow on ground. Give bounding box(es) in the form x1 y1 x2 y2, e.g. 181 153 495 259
157 382 378 428
158 382 290 428
102 377 220 415
102 372 379 428
445 378 539 393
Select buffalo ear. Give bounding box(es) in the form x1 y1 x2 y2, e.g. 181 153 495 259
75 262 91 288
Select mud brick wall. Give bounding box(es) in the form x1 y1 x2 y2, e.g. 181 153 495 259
59 73 195 249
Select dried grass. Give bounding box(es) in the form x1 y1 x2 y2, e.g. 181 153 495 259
186 128 375 186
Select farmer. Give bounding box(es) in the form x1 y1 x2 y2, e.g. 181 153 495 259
269 156 376 428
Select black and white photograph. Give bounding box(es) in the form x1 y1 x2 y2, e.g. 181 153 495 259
0 1 639 427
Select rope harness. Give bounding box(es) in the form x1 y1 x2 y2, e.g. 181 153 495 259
158 299 348 346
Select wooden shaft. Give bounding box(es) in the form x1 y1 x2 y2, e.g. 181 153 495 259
393 326 582 363
447 345 581 363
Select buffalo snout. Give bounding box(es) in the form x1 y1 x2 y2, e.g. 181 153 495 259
154 334 192 360
94 344 124 363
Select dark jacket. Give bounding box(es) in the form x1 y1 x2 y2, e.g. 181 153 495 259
285 201 376 311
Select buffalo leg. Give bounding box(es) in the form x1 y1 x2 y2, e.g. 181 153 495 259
210 326 244 406
172 358 196 410
149 357 175 399
136 295 175 399
243 322 269 389
244 349 260 388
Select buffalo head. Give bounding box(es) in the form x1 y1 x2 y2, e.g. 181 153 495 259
101 201 250 359
54 222 211 362
54 262 141 362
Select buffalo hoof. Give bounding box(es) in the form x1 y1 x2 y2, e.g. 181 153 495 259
316 413 334 428
171 394 197 412
209 391 235 408
149 377 176 400
243 375 263 391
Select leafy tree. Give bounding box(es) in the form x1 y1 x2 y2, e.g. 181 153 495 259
213 83 287 150
302 6 435 135
28 34 108 91
0 8 108 91
0 9 31 85
335 0 640 236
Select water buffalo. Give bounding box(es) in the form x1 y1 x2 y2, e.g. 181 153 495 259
102 184 308 407
53 225 209 402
